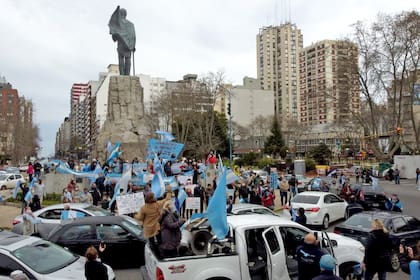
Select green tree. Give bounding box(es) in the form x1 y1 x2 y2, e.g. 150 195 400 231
263 117 285 157
309 143 332 165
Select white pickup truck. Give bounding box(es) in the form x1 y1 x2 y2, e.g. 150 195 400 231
141 214 364 280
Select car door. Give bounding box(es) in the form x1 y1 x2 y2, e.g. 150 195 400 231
330 194 347 220
261 227 290 280
95 223 140 268
6 174 15 189
404 217 420 247
390 217 417 248
55 224 96 256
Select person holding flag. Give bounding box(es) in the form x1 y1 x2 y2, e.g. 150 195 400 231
135 189 173 258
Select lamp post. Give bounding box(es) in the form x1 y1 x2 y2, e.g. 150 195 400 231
228 89 233 166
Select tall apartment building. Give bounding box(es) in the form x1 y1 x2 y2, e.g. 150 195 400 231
55 117 71 157
299 40 359 126
257 23 303 123
138 74 167 114
70 83 89 149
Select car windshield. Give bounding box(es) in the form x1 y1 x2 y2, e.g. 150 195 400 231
122 216 143 237
84 205 112 216
344 215 373 229
292 195 320 204
12 240 78 274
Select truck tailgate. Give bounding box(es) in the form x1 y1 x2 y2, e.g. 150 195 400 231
143 244 241 280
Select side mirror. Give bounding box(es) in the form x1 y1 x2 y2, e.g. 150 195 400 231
10 270 29 278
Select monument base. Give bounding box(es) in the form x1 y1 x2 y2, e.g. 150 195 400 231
95 75 150 162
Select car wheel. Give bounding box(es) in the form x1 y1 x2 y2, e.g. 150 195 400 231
344 208 350 220
340 263 362 280
322 215 329 229
0 185 6 190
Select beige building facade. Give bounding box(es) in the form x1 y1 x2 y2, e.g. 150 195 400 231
257 23 303 123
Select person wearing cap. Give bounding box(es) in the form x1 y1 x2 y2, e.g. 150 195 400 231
312 254 343 280
296 233 325 280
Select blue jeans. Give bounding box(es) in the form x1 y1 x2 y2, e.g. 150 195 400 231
394 176 400 184
364 269 386 280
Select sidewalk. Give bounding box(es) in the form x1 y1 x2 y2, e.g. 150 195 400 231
0 204 21 229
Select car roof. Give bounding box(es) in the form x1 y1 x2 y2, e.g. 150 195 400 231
231 203 269 211
0 229 40 251
227 214 298 229
349 211 409 220
40 203 93 211
295 191 332 197
59 215 128 226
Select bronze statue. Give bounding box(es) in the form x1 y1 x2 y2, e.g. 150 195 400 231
109 6 136 76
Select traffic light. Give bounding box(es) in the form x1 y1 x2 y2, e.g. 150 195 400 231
227 103 231 116
396 127 402 135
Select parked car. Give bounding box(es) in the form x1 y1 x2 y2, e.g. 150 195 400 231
0 229 115 280
0 174 26 190
351 184 388 210
333 211 420 271
284 174 312 192
230 203 291 219
47 215 146 269
12 203 112 238
4 167 20 175
291 191 348 229
252 170 268 181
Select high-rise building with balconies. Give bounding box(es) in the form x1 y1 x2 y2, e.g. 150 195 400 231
256 23 303 124
299 40 359 126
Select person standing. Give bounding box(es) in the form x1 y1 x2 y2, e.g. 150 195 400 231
288 174 298 199
33 179 45 205
362 219 393 280
399 241 420 280
27 162 34 183
296 233 325 280
279 177 289 206
295 208 307 227
84 244 108 280
20 183 29 214
89 183 101 206
312 254 343 280
33 161 42 178
193 184 205 213
394 168 400 184
159 200 185 258
135 190 172 258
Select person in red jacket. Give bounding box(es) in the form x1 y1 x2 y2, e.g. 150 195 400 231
27 162 34 182
261 187 275 210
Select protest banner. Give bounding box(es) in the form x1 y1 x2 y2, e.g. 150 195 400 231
186 197 201 210
146 139 184 160
116 192 145 215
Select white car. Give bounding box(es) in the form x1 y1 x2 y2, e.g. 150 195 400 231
230 203 291 219
12 203 112 238
0 229 115 280
291 191 348 229
0 174 26 190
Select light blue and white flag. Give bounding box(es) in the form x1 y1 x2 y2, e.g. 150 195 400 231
177 188 188 211
107 142 121 165
151 169 166 198
155 130 175 142
205 169 228 240
270 172 279 189
13 180 21 199
371 176 379 189
106 141 113 153
109 166 132 207
24 176 38 202
327 169 337 177
226 169 240 185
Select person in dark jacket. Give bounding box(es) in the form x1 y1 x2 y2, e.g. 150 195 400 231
399 241 420 280
159 200 185 258
249 185 261 205
362 219 393 280
84 244 108 280
89 183 101 206
296 233 325 280
193 184 205 213
313 254 342 280
295 207 307 227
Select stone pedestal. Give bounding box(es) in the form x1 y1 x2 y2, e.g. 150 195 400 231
95 76 150 161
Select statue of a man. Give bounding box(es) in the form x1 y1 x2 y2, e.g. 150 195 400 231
108 6 136 76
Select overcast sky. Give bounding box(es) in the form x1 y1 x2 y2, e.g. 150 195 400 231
0 0 418 157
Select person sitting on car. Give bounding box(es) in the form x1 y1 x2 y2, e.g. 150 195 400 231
385 194 403 212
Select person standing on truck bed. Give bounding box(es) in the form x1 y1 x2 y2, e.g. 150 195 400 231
296 233 325 280
159 200 185 258
135 189 173 258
